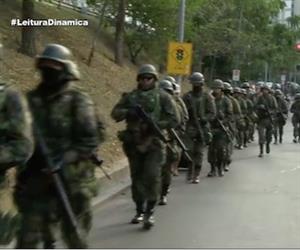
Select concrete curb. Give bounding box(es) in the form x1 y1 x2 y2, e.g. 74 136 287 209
92 158 131 207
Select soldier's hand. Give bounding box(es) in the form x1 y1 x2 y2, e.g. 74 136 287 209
63 150 79 164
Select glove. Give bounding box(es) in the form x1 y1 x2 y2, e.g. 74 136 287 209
217 112 225 120
126 105 141 120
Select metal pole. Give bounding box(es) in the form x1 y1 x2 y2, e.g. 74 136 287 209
264 62 268 83
176 0 185 85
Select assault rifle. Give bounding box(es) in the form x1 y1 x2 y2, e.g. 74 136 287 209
34 126 84 247
134 105 193 165
216 119 233 142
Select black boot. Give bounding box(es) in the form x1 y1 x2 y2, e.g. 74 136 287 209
131 201 144 224
192 166 201 183
187 165 193 182
158 195 167 206
266 143 270 154
217 164 224 177
279 135 282 144
143 201 156 230
258 143 264 157
207 164 216 177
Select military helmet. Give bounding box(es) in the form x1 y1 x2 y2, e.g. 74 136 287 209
240 89 247 95
174 83 181 94
256 81 264 88
37 44 72 64
241 82 250 88
137 64 158 80
275 83 281 90
261 84 270 91
37 44 80 80
233 87 241 94
189 72 205 85
159 79 173 92
295 93 300 100
275 89 282 96
223 82 232 90
164 75 176 84
212 79 224 89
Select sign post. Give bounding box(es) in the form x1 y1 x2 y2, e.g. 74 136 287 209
167 42 193 76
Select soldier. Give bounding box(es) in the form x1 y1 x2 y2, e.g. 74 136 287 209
207 80 233 177
157 79 180 205
171 82 189 176
223 82 242 170
290 93 300 143
182 72 216 183
14 44 101 248
274 89 288 144
255 85 278 157
0 80 33 246
232 87 247 150
111 64 179 229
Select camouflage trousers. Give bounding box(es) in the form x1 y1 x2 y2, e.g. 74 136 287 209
14 180 93 248
257 119 273 144
184 135 204 174
161 142 180 196
292 115 300 139
122 137 166 204
207 131 228 166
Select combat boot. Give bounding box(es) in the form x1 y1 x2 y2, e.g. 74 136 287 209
266 143 270 154
186 166 193 182
223 163 229 172
217 164 224 177
293 137 297 143
192 166 201 184
158 196 167 206
207 164 216 177
143 201 155 230
258 143 264 158
131 201 144 224
279 135 282 144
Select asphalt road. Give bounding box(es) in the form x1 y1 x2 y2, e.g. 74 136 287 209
89 121 300 248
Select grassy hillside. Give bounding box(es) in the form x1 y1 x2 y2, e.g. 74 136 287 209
0 0 138 175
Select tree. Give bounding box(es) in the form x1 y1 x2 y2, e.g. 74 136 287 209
115 0 127 65
19 0 36 57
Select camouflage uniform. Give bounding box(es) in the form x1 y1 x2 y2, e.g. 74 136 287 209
233 88 247 149
0 83 33 245
15 44 100 248
255 85 278 157
223 82 240 171
157 79 181 206
290 94 300 143
182 72 216 183
274 90 288 144
111 64 179 229
207 80 233 177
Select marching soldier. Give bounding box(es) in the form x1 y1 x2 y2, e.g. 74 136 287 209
255 85 278 157
111 64 179 229
15 44 101 248
0 80 33 246
290 93 300 143
232 87 247 150
182 72 216 183
274 89 288 144
223 82 241 170
207 80 233 177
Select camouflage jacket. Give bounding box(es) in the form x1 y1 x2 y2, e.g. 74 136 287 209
17 83 99 187
290 100 300 117
173 95 189 132
212 94 233 126
111 85 180 146
0 83 33 178
227 95 242 122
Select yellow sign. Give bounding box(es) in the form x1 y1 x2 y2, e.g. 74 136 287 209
167 42 193 75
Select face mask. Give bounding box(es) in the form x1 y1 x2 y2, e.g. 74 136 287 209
40 67 64 85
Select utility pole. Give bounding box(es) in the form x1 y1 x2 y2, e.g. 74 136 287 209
264 62 268 83
176 0 185 85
